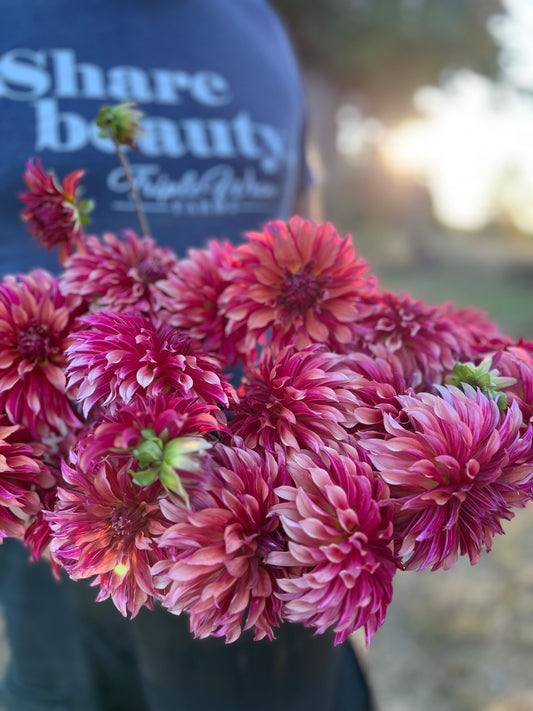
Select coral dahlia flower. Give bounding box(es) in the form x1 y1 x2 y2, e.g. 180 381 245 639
221 217 375 352
364 385 533 571
48 450 171 617
65 311 233 417
0 270 83 438
230 344 360 453
19 159 93 264
153 444 289 643
270 447 397 645
60 231 180 322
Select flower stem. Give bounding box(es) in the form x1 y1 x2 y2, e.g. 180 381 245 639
113 139 151 237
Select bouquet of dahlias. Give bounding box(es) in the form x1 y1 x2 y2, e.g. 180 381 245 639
3 146 533 648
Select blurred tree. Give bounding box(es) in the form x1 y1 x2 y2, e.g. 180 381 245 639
272 0 503 120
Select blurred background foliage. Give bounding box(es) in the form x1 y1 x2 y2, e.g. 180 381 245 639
272 0 533 341
272 0 502 120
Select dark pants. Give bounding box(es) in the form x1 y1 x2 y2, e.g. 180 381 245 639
0 540 374 711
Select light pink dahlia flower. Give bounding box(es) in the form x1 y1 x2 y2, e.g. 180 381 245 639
153 444 289 643
65 311 233 417
0 270 83 438
230 344 360 453
221 217 375 353
364 385 533 571
48 450 171 617
19 159 92 265
60 231 180 322
270 447 397 645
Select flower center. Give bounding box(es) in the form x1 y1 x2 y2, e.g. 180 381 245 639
110 503 145 540
138 257 167 284
279 269 321 312
17 319 55 362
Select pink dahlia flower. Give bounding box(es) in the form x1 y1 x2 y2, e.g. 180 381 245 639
48 450 171 617
153 444 289 643
0 270 83 438
269 447 397 645
364 385 533 571
158 240 247 368
24 485 62 578
19 159 92 265
0 420 52 540
492 344 533 420
75 395 224 506
60 231 180 322
342 351 410 434
65 311 233 417
78 395 223 465
440 303 511 356
221 217 376 352
350 292 474 390
230 344 360 453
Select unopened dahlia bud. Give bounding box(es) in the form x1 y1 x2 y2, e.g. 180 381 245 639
96 102 144 148
446 356 516 410
131 428 212 506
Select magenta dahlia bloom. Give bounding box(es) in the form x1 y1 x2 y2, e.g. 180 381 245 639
230 344 360 453
19 159 92 264
269 447 397 645
492 344 533 420
0 270 83 438
78 394 223 465
0 420 52 541
60 231 180 322
440 303 511 356
364 385 533 571
24 485 62 577
342 351 411 434
158 240 247 368
153 444 289 643
221 217 376 352
350 292 475 390
48 450 171 617
65 311 233 417
75 394 224 506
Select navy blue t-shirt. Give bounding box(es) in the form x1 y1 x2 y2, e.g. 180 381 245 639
0 0 308 274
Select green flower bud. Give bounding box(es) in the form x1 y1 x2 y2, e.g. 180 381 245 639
96 102 144 148
129 430 212 509
446 356 516 410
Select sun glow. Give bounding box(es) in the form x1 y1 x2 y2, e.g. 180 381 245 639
380 71 533 232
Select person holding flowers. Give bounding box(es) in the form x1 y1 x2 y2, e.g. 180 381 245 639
0 2 375 710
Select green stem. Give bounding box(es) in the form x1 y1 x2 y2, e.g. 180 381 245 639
113 139 151 237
